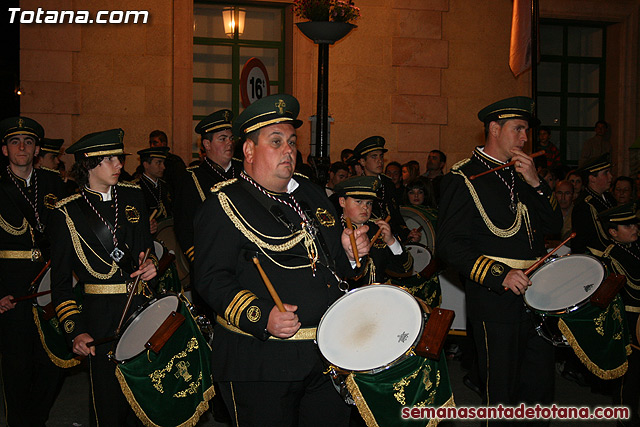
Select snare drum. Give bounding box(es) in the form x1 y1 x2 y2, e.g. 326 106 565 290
153 241 182 294
317 285 453 424
400 206 436 252
113 294 215 426
156 219 190 286
405 243 432 276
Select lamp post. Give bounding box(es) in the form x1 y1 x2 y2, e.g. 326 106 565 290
297 22 355 184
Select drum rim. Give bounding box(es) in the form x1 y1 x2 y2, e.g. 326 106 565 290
404 242 433 277
114 294 180 362
400 206 436 253
525 254 605 315
316 284 423 373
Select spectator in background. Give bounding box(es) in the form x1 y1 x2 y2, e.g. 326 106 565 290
566 170 584 201
423 149 446 203
613 175 635 206
579 120 610 167
402 161 420 186
325 161 349 197
554 180 575 240
340 148 354 164
385 161 404 203
539 168 558 191
534 127 561 171
149 130 186 196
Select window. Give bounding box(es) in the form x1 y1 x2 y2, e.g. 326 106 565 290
537 20 607 166
193 3 287 156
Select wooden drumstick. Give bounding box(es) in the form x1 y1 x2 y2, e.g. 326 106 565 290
10 290 51 304
470 150 545 180
371 215 392 243
345 217 360 268
116 248 151 335
149 209 158 221
524 232 576 276
502 232 576 291
252 256 286 312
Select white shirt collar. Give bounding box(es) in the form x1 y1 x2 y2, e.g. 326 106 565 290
287 178 299 194
478 146 506 164
143 173 158 186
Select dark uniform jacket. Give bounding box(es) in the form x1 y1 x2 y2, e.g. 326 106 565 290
137 174 172 221
194 175 355 381
50 182 154 345
345 218 412 287
601 241 640 345
437 148 562 322
0 168 66 323
174 157 242 263
571 187 616 255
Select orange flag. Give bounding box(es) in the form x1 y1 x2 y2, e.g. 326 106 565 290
509 0 532 77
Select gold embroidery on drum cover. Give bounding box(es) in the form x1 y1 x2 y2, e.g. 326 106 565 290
44 193 58 209
491 264 504 277
315 208 335 227
63 320 75 333
149 337 199 393
246 305 261 322
415 369 441 407
125 205 140 223
393 368 420 405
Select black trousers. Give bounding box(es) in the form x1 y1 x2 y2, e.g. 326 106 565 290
217 360 351 427
0 318 64 427
469 314 555 427
87 347 142 427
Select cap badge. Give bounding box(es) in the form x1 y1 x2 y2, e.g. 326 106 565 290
17 118 24 128
276 99 286 115
224 110 231 122
372 180 379 191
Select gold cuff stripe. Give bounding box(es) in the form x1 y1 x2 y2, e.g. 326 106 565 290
474 257 492 283
478 259 495 284
224 290 252 323
185 246 194 256
55 300 76 312
470 257 485 282
233 294 258 327
472 257 491 282
58 309 80 323
625 305 640 313
216 316 317 340
0 250 33 259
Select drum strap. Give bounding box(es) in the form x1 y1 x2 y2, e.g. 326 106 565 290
75 198 136 275
0 184 50 258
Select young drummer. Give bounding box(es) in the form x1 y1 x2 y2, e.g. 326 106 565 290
335 176 412 287
599 202 640 426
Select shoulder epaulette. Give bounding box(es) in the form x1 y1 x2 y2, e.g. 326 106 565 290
293 171 308 180
211 178 237 193
232 157 243 163
55 193 82 208
603 244 615 258
451 158 471 171
117 181 141 189
187 165 199 172
40 166 61 175
584 195 593 203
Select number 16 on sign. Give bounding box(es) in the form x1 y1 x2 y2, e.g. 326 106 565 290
240 57 271 108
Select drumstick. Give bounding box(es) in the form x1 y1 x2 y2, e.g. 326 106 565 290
149 209 158 221
371 215 392 243
10 290 51 304
115 248 151 336
252 256 286 312
469 150 545 180
30 260 51 287
502 232 576 291
345 217 360 268
524 232 576 276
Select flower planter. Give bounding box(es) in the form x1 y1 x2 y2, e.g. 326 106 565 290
296 21 356 44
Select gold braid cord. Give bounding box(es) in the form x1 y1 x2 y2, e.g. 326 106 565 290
190 170 206 202
62 206 118 280
218 192 318 270
0 214 29 235
452 169 533 240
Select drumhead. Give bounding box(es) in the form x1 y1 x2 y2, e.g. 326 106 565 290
317 285 423 372
153 241 165 259
405 243 432 276
115 295 180 361
400 206 436 253
525 254 605 314
547 244 571 257
36 270 77 307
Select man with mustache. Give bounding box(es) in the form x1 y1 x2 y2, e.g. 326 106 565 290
194 94 371 426
437 97 562 425
0 117 67 426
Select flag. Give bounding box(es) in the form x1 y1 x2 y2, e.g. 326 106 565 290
509 0 532 77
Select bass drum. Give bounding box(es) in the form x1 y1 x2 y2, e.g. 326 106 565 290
400 206 436 253
156 218 190 287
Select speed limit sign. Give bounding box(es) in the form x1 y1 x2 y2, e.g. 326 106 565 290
240 57 271 108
